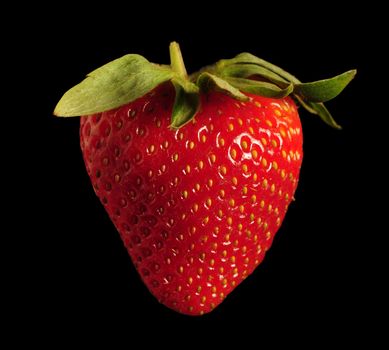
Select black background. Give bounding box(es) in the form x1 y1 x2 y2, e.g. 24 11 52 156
9 4 384 346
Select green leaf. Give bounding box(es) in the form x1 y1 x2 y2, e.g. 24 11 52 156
170 81 200 128
294 70 356 102
226 77 294 98
219 63 290 87
295 95 342 129
54 54 174 117
197 72 249 101
218 52 301 84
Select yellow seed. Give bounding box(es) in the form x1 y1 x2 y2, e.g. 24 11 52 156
244 257 249 264
203 216 209 225
242 186 248 195
248 126 254 135
206 198 212 207
274 207 279 215
233 267 238 275
209 154 216 163
210 259 215 266
275 109 282 117
228 123 234 131
188 277 193 284
239 205 245 213
255 101 262 108
242 246 247 254
262 158 268 167
270 184 276 193
219 138 225 146
242 140 248 149
261 137 268 146
192 203 199 212
198 268 203 275
260 200 265 208
230 256 236 263
173 153 179 161
185 164 191 174
148 144 155 153
156 119 162 127
199 252 206 261
219 267 224 274
225 234 230 242
201 135 207 143
179 132 184 140
282 150 287 158
201 296 207 303
250 213 255 221
198 160 204 169
280 129 286 138
177 285 182 292
227 217 233 225
281 169 286 178
231 148 237 159
233 239 239 246
222 250 227 258
251 194 257 203
285 193 290 201
182 190 188 199
220 292 225 299
242 164 248 173
189 141 195 149
195 183 200 191
272 161 278 170
229 198 235 207
266 231 271 240
217 209 223 218
211 286 217 293
163 140 169 149
232 177 238 186
251 149 258 159
271 139 278 148
262 179 268 189
219 189 225 198
247 230 252 238
257 218 262 226
238 223 243 231
207 179 213 187
220 165 227 175
253 173 258 182
263 222 268 230
178 266 184 273
231 281 236 287
222 279 228 286
238 118 243 126
276 217 281 226
197 286 202 293
266 120 273 127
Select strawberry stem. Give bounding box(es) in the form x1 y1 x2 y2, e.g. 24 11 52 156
169 42 188 79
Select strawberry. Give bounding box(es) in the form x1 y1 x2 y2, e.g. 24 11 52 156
55 42 355 315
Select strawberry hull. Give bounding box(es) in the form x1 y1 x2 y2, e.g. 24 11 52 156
80 83 302 315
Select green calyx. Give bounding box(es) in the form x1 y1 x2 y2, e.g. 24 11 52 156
54 42 356 129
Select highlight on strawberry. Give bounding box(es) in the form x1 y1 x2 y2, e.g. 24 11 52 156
54 42 356 315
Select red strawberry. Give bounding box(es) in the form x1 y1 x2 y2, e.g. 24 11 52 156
55 42 355 315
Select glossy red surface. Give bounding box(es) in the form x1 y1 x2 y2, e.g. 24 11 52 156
80 83 302 315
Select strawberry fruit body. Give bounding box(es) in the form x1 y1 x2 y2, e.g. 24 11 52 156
55 42 355 315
